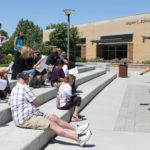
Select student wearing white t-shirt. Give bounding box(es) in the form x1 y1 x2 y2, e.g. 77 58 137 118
57 74 83 122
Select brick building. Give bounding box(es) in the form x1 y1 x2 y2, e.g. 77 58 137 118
43 12 150 63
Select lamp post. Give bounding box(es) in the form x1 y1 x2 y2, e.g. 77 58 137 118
63 9 75 61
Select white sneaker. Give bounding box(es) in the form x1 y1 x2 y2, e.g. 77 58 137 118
76 122 89 134
78 131 92 147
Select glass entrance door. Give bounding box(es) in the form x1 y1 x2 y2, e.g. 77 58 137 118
97 44 127 60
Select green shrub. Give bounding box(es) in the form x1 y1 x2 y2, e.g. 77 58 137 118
1 54 14 64
75 57 87 62
142 60 150 64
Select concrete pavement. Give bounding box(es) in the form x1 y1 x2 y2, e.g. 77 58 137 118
44 67 150 150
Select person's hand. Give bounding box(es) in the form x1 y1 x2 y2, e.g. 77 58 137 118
140 72 144 75
67 98 71 102
18 49 21 53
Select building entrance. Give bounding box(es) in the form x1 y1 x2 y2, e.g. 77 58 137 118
97 44 127 60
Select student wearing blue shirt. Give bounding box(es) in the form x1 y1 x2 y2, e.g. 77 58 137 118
14 31 24 60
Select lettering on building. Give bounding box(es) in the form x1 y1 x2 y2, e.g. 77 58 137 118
126 19 150 25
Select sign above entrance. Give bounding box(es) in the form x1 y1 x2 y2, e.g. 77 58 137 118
126 19 150 25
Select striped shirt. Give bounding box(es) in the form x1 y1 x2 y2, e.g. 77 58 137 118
10 82 43 126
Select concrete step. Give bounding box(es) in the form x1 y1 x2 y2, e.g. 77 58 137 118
0 72 117 150
7 65 96 90
0 68 105 125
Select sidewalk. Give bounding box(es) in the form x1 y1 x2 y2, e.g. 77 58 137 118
45 67 150 150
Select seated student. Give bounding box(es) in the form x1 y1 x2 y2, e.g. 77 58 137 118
60 51 69 77
45 50 60 82
59 50 68 64
51 60 65 87
57 74 83 122
23 49 35 76
0 72 11 98
46 50 59 68
11 46 31 80
0 62 14 98
33 52 48 86
8 71 92 147
0 61 14 74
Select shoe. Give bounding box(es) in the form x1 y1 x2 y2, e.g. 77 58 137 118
78 131 92 147
71 116 83 122
76 122 89 134
78 114 85 119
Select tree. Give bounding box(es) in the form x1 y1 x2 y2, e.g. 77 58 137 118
2 19 52 55
15 19 43 49
0 30 8 37
49 23 80 60
46 24 57 30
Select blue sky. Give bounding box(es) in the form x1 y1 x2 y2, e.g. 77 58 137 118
0 0 150 36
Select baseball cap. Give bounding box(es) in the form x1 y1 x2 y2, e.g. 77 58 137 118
17 72 30 80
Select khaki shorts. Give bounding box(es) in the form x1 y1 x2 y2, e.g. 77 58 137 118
19 114 51 130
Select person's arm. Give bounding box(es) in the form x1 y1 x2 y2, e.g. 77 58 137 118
32 99 40 107
140 66 150 75
14 38 21 52
0 35 6 39
33 57 43 69
58 77 65 82
63 59 68 64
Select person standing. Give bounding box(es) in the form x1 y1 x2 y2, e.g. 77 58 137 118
14 31 24 61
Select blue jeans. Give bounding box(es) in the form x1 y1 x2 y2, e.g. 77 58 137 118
24 69 36 76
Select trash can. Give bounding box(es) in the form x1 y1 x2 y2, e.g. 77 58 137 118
119 62 128 77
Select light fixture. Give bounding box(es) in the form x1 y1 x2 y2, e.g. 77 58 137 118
63 9 75 61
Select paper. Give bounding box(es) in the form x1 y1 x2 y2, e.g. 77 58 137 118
0 79 7 90
7 61 14 71
69 67 78 75
36 55 48 72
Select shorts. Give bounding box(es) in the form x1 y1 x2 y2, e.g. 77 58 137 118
19 114 51 130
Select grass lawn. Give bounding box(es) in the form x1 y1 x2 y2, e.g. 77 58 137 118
0 64 9 67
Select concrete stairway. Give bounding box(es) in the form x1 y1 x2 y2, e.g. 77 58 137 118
0 67 104 125
0 65 117 150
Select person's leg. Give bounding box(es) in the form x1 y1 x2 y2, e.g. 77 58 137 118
19 115 91 145
24 69 36 76
50 114 76 130
2 73 10 88
71 96 81 117
49 120 78 141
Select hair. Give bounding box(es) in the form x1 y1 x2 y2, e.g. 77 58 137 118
17 31 24 40
64 74 75 83
55 59 64 66
0 23 1 26
33 50 40 57
21 46 31 60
